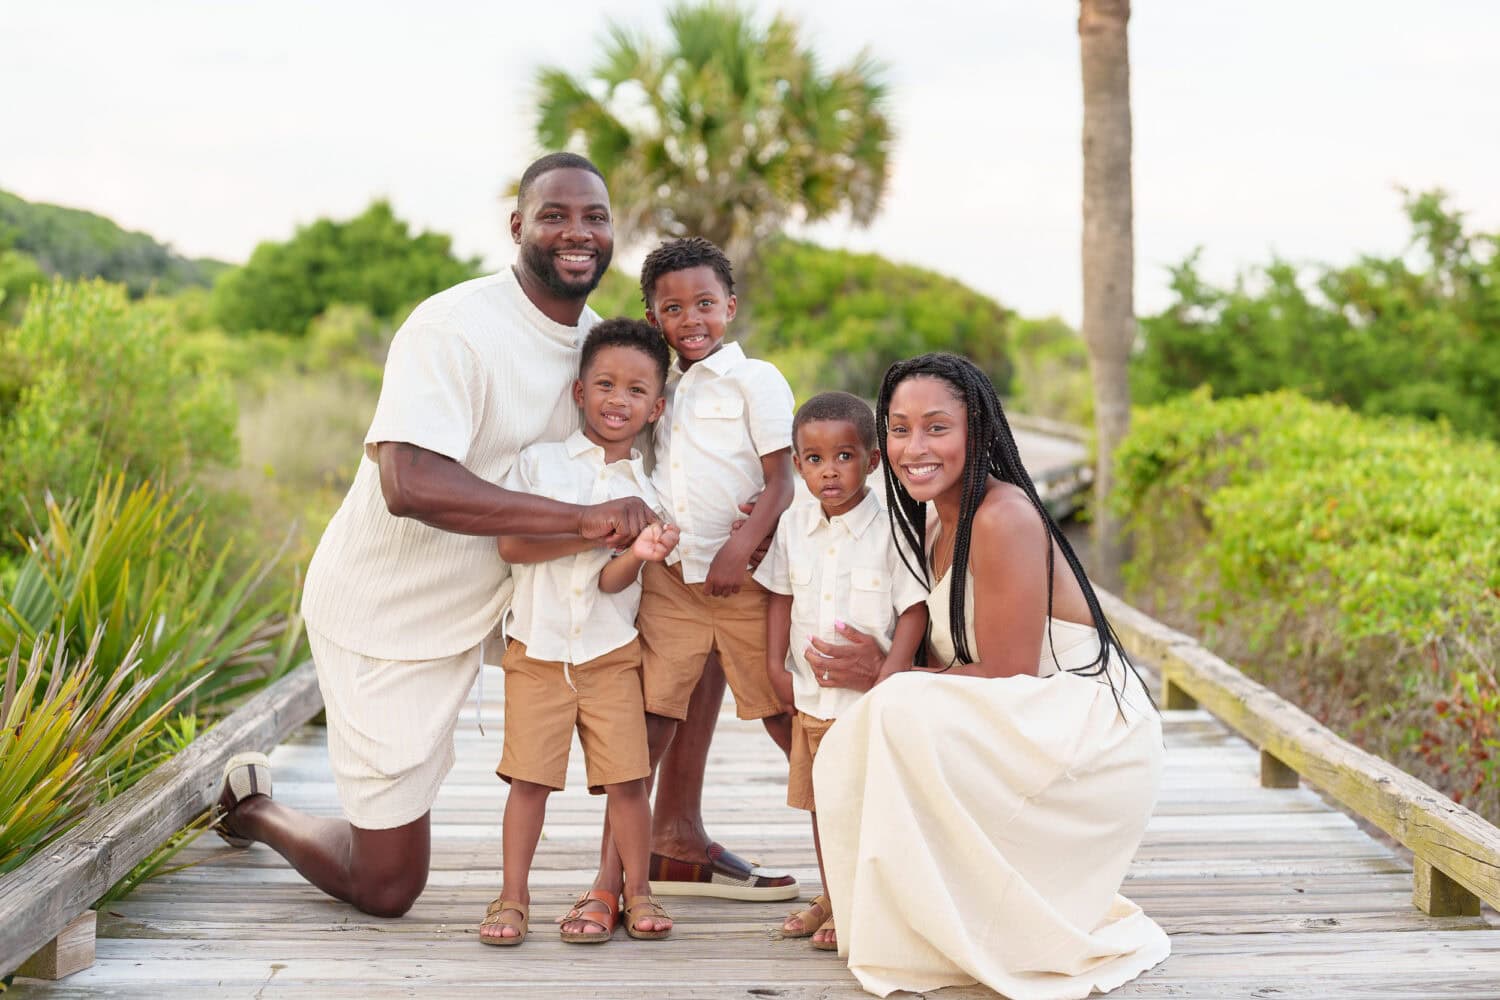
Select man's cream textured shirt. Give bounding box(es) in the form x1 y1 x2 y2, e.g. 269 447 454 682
501 431 659 665
753 489 929 720
651 342 793 583
302 269 596 660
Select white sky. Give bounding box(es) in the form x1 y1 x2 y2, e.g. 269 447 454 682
5 1 1498 325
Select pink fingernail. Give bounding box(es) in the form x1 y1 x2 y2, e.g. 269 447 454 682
834 619 845 630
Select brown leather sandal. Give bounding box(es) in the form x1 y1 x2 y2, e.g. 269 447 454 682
810 916 838 951
781 893 831 938
478 898 528 946
559 889 618 944
623 894 673 941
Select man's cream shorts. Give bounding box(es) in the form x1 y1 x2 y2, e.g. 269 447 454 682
308 624 481 830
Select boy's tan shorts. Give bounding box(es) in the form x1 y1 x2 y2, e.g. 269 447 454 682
788 711 837 812
637 560 783 722
498 638 650 794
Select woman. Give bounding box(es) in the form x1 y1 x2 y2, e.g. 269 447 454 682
807 353 1168 998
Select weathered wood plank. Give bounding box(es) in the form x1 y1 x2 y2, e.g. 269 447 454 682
1099 589 1500 915
0 661 322 977
13 912 95 981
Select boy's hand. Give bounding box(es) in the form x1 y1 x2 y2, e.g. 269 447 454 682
731 496 773 571
630 522 680 562
769 666 796 713
580 497 657 549
704 538 752 597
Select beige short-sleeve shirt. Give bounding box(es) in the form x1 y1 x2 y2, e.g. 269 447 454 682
651 342 793 583
754 489 929 720
301 269 596 660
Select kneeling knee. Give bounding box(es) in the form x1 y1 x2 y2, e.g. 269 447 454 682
355 875 426 918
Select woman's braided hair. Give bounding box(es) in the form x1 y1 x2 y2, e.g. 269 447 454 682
876 353 1151 709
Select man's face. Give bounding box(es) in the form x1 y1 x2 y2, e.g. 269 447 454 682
511 168 614 300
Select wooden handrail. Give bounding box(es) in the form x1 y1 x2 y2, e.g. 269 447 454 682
1098 589 1500 918
0 661 323 976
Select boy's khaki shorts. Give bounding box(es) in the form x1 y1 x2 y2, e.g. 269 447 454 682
498 638 650 793
788 710 837 812
637 561 783 722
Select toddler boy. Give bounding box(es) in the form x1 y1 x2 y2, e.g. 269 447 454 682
754 391 928 951
478 318 677 946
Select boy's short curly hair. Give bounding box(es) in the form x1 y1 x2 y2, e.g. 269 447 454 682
639 237 735 308
793 391 878 452
579 317 671 389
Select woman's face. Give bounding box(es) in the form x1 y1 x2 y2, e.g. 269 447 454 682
885 375 968 504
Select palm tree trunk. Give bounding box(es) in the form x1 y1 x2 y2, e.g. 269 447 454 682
1079 0 1134 586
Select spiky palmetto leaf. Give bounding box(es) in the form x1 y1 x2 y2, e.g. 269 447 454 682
534 2 892 270
0 474 302 731
0 632 202 875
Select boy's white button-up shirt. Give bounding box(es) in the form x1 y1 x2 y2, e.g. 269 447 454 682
502 431 659 664
651 342 793 584
754 489 929 720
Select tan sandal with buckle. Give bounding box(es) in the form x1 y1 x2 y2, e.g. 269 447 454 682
623 894 673 940
478 898 528 946
782 893 831 938
811 916 838 951
560 889 618 943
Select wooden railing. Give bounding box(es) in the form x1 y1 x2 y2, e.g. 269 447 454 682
0 662 323 979
1098 590 1500 918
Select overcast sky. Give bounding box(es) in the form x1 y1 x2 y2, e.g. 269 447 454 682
6 1 1497 324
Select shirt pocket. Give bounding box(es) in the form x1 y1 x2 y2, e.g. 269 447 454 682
788 560 816 622
692 392 745 451
848 566 891 631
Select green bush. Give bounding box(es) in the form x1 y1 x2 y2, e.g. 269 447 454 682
211 200 477 336
1116 389 1500 819
750 238 1012 401
1008 316 1093 427
0 280 238 555
1133 191 1500 440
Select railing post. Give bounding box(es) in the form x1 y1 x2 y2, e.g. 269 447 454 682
15 910 95 980
1413 858 1481 917
1259 749 1299 788
1162 675 1197 710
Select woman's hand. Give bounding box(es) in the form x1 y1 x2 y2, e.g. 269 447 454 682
806 621 884 693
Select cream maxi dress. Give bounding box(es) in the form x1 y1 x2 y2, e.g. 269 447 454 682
812 565 1169 999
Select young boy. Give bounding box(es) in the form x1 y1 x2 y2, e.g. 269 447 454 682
589 236 798 901
753 391 928 951
478 318 678 946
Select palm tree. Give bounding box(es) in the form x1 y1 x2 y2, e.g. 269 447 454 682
533 2 892 271
1079 0 1134 583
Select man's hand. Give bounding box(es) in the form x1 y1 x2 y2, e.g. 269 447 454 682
806 621 883 693
704 538 752 597
630 522 681 562
730 496 773 571
579 497 658 549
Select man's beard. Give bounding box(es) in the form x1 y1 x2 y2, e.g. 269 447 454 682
520 241 613 301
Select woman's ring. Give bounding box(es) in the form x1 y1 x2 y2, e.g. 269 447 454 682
823 670 830 681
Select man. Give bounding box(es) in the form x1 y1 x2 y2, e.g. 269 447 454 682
216 152 795 915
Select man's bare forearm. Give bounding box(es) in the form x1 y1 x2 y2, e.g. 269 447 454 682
378 442 582 537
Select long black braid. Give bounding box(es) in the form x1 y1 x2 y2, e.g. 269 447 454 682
876 353 1154 712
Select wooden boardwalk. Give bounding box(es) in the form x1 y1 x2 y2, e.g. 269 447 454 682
12 668 1500 999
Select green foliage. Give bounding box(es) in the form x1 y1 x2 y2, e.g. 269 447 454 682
748 239 1012 401
0 475 304 725
536 2 891 269
0 633 198 875
1116 390 1500 818
1008 316 1093 427
0 247 46 325
0 280 238 555
1134 190 1500 439
211 200 477 336
0 189 224 297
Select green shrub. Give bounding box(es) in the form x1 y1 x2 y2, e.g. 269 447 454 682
0 280 238 555
1116 389 1500 818
1133 190 1500 440
751 238 1012 400
211 200 477 336
1008 316 1093 427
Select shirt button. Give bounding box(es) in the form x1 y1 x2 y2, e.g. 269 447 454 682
672 461 680 469
824 593 832 601
573 627 582 636
827 547 835 556
573 587 582 596
673 424 682 432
